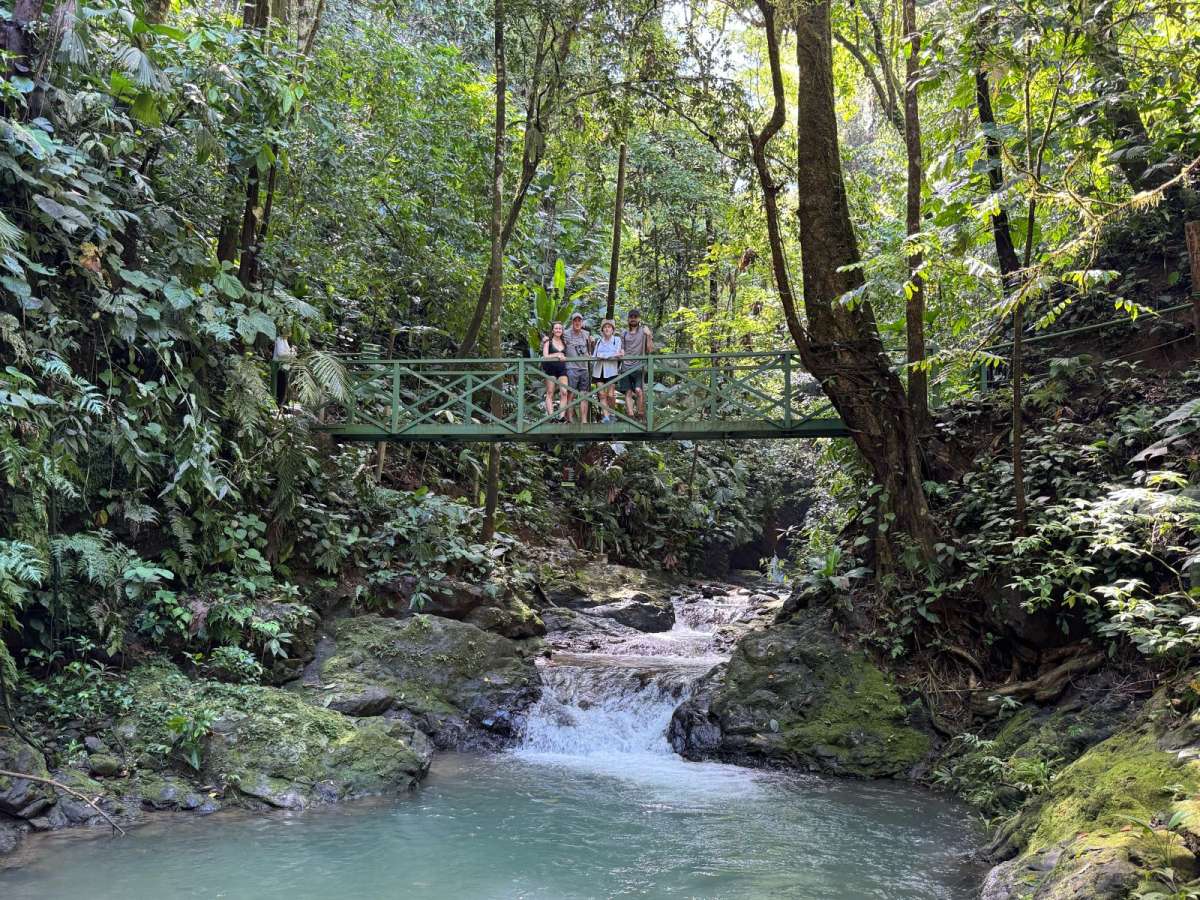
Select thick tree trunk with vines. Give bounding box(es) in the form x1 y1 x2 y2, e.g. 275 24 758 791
1081 0 1167 191
482 0 506 541
751 0 936 562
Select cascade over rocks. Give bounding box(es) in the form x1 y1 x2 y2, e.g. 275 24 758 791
304 613 542 748
668 613 929 777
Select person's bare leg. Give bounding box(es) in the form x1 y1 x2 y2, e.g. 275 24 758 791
581 397 589 424
544 380 554 417
636 387 645 419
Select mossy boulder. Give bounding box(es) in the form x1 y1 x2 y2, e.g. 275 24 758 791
465 593 546 639
0 734 54 820
306 614 541 748
123 662 431 810
982 685 1200 899
541 561 676 610
669 615 929 777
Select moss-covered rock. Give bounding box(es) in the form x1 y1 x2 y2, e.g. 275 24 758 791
123 662 431 810
464 593 546 639
982 685 1200 899
668 615 929 777
0 734 53 820
541 561 676 610
306 614 541 748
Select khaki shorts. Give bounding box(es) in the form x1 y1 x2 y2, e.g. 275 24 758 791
567 368 590 392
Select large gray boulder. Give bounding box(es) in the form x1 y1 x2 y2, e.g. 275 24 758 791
585 594 675 632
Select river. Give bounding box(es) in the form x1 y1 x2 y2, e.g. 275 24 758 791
1 581 982 898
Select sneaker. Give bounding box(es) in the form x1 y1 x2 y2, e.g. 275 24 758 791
602 415 612 424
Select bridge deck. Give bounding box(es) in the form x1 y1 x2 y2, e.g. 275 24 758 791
309 350 849 442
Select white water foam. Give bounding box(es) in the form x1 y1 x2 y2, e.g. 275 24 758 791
512 586 764 795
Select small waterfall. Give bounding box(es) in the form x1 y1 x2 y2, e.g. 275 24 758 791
518 658 698 756
515 585 756 764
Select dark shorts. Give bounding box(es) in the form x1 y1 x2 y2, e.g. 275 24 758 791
619 367 645 392
542 361 566 379
566 368 590 392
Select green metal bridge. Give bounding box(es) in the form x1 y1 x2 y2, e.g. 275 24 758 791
314 351 848 443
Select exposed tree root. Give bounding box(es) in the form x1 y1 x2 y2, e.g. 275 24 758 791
970 650 1106 717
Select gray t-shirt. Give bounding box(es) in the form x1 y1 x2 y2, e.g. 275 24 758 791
621 325 649 370
563 328 591 371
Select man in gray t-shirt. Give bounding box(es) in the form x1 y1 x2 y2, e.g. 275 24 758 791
619 308 653 419
563 312 593 423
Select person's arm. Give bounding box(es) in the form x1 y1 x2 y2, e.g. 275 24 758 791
644 327 654 354
542 338 552 359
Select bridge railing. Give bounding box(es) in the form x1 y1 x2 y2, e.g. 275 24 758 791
315 350 839 441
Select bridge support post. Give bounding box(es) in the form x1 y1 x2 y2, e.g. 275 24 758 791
516 359 525 434
389 362 400 431
646 355 655 432
783 352 793 427
464 373 475 423
707 354 718 420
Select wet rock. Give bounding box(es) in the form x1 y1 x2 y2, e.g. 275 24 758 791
0 735 54 820
83 736 107 754
669 614 928 777
585 595 675 632
976 681 1200 899
0 817 25 857
465 594 546 640
540 561 677 611
325 685 395 717
306 614 541 749
87 754 123 777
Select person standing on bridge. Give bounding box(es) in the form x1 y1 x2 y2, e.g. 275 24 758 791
591 319 623 424
619 309 653 420
563 312 593 424
541 321 569 421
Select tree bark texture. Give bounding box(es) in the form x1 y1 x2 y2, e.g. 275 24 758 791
604 141 628 320
458 18 577 357
902 0 928 433
482 0 506 541
750 0 936 560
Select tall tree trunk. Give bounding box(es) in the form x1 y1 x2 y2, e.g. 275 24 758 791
902 0 928 434
458 19 577 357
605 142 628 320
974 68 1022 283
1081 0 1166 191
482 0 506 542
2 0 47 118
976 59 1025 534
750 0 936 562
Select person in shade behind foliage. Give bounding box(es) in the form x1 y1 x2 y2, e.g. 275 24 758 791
542 321 569 421
272 324 296 407
591 319 623 424
619 308 653 419
563 311 593 424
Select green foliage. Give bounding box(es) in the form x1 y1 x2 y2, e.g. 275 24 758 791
205 646 266 684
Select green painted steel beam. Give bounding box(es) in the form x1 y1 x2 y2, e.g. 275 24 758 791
321 418 850 443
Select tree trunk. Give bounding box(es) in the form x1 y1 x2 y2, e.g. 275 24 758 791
902 0 928 433
458 19 577 357
974 68 1022 283
1187 221 1200 352
1081 0 1167 191
976 59 1025 533
605 142 627 321
482 0 506 542
750 0 936 561
2 0 48 118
